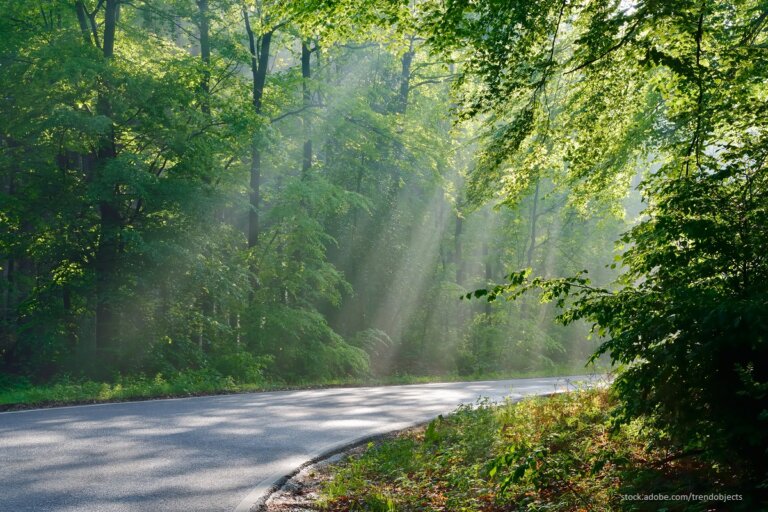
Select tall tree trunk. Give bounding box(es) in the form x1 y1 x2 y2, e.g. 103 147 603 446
301 41 312 178
196 0 211 114
94 202 120 350
1 140 17 355
1 257 14 357
521 179 541 320
243 9 272 248
55 152 81 350
526 179 541 269
94 0 120 351
74 1 92 45
62 285 78 349
249 148 262 248
387 37 415 200
454 213 464 285
196 0 214 343
453 199 466 339
102 0 118 58
397 38 415 114
483 239 492 315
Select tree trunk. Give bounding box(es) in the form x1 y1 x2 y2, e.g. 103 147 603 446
483 239 492 315
520 179 541 320
94 201 120 350
397 39 415 114
62 285 78 349
1 141 16 354
196 0 211 114
526 178 540 269
301 41 312 178
388 37 415 199
93 0 120 351
74 1 92 45
454 213 464 285
249 147 262 248
243 9 272 248
102 0 118 58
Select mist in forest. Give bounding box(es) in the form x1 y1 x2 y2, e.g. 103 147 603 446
0 2 639 388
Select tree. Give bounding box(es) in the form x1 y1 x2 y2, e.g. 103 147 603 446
0 0 254 376
435 0 768 484
0 0 636 394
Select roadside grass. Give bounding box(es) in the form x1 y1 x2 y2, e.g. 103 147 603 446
319 388 756 511
0 366 594 410
0 370 253 409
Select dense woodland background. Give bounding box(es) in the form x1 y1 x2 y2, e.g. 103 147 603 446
0 0 628 384
1 0 767 492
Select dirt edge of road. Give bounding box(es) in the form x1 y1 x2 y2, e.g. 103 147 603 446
254 387 593 511
256 423 429 512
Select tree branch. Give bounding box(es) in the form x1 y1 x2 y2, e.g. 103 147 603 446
270 103 322 123
565 16 643 74
684 1 706 177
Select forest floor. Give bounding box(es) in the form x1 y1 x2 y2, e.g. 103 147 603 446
267 389 758 512
0 367 594 410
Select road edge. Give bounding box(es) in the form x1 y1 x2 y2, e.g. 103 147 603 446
237 389 577 512
240 419 434 512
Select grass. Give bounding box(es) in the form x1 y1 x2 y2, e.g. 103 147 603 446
319 388 759 511
0 365 595 410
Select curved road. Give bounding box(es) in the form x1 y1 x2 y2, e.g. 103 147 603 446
0 376 598 512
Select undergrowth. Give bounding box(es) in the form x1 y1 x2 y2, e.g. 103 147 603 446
0 367 592 409
320 388 760 511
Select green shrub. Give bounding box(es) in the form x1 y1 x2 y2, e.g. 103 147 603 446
350 329 396 376
244 305 370 381
210 351 271 384
321 389 760 511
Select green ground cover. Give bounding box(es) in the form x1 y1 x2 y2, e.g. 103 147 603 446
320 389 758 511
0 366 591 410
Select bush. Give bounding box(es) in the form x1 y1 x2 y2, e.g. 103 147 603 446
321 389 762 511
350 329 396 376
460 312 560 375
483 168 768 486
210 350 271 384
244 305 370 381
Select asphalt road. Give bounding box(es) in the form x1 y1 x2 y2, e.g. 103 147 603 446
0 375 599 512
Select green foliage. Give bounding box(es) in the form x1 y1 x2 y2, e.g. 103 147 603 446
442 0 768 488
458 312 561 375
1 0 628 400
0 370 249 407
349 328 397 376
593 168 768 477
321 389 762 511
210 350 271 384
243 305 369 381
321 399 501 511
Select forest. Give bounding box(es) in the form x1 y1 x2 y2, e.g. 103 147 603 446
1 0 767 496
0 0 629 387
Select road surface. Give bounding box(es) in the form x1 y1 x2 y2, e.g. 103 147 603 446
0 376 599 512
